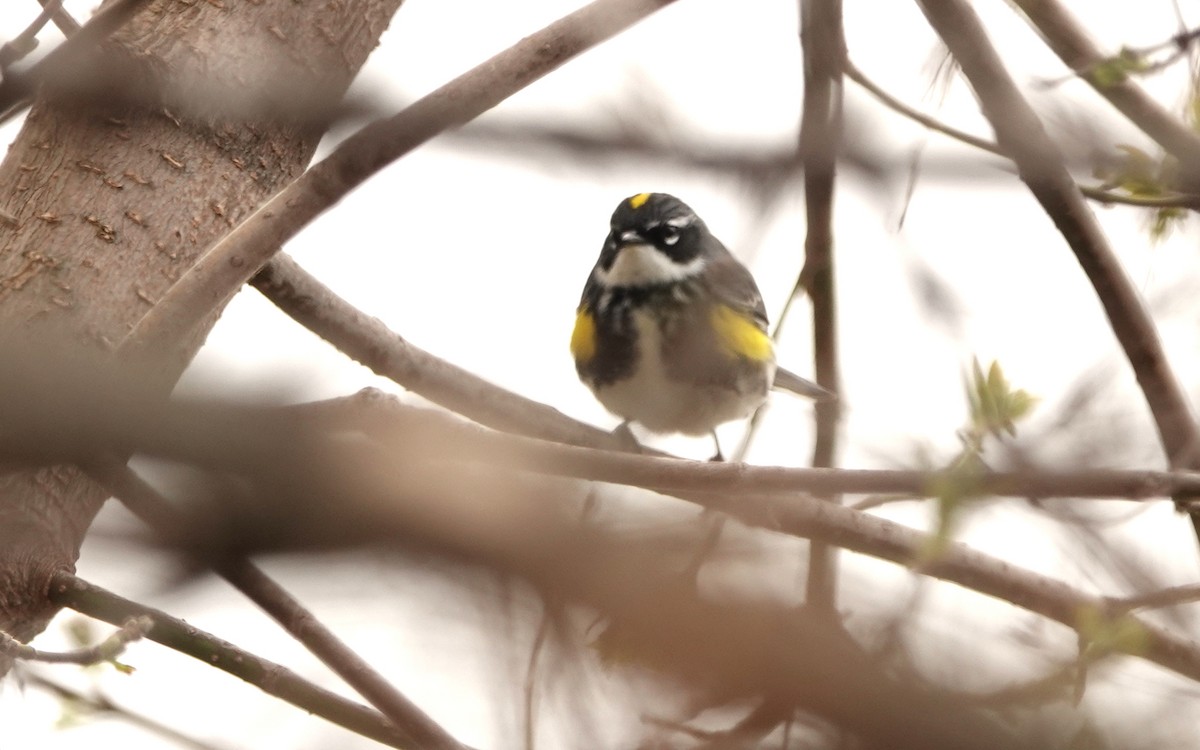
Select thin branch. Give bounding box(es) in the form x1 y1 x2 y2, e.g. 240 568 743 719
844 57 1200 210
913 0 1200 545
316 397 1200 501
845 57 1002 156
23 670 225 750
796 0 846 614
251 253 633 451
523 611 549 750
85 461 469 750
1105 582 1200 613
0 616 150 665
46 573 414 749
121 0 681 360
1007 0 1200 185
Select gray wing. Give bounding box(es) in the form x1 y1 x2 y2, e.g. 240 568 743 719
704 241 837 402
702 242 769 329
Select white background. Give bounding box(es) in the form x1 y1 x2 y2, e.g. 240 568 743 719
2 0 1200 748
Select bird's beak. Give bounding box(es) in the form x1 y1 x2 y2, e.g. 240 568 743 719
600 231 651 272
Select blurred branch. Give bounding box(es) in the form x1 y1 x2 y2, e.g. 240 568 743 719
36 0 80 37
0 0 152 122
523 611 549 750
2 349 1200 692
0 616 150 666
5 344 1200 502
796 0 846 614
80 465 1035 748
46 573 417 750
86 462 470 750
0 0 63 70
79 399 1200 707
122 0 681 361
844 57 1200 210
1105 583 1200 614
913 0 1200 546
23 670 225 750
1007 0 1200 186
459 117 810 181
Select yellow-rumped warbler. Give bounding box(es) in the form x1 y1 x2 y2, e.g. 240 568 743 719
571 192 832 460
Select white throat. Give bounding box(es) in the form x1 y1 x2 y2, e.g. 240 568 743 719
594 244 705 287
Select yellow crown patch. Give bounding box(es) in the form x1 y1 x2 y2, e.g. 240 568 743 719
629 193 652 210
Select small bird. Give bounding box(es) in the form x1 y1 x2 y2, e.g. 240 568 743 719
571 192 832 460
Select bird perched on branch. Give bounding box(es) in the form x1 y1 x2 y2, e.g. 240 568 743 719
571 192 833 460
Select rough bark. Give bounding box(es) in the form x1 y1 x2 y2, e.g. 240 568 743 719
0 0 403 652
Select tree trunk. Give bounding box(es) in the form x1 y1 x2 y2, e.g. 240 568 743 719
0 0 403 656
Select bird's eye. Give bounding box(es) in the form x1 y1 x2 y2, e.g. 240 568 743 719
659 225 680 246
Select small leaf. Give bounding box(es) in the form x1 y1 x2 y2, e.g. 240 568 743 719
965 359 1038 440
1089 48 1148 88
1149 207 1186 242
1076 605 1150 660
108 659 136 675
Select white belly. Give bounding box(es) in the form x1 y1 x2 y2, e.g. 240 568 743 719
592 309 772 436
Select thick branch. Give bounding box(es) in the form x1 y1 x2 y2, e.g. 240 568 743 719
0 0 403 658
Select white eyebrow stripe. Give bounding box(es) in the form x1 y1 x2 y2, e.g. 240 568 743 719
665 214 695 228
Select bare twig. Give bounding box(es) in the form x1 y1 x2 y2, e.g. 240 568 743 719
23 670 225 750
86 462 469 750
845 57 1001 155
46 573 418 749
845 57 1200 210
523 611 550 750
796 0 846 614
914 0 1200 545
0 616 150 665
122 0 681 360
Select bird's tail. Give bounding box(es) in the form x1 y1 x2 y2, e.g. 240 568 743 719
773 367 836 401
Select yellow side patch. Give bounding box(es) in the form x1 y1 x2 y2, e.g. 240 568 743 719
629 192 652 209
711 305 773 362
570 309 596 362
